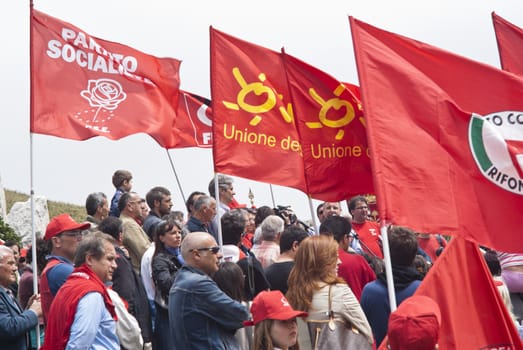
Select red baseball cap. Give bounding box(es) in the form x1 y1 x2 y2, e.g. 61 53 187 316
387 295 441 350
44 214 91 240
244 290 308 326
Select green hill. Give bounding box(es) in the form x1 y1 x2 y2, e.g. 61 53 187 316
5 189 86 223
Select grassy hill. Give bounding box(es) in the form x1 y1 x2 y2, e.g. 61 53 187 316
5 189 86 223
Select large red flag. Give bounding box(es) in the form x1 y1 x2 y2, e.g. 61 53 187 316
492 12 523 76
30 9 181 148
174 91 212 148
350 17 523 253
416 237 522 349
282 52 373 200
210 27 307 193
378 237 522 349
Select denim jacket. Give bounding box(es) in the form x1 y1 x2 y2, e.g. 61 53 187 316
169 265 248 349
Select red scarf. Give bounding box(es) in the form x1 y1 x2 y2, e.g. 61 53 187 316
42 264 117 350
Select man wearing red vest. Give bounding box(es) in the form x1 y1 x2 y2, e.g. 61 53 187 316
42 232 119 349
40 214 90 323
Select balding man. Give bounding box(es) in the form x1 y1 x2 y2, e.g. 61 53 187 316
169 232 248 349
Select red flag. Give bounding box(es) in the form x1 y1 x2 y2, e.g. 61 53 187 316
415 237 522 349
492 12 523 76
174 91 213 148
210 28 307 193
350 17 523 253
282 52 374 200
30 9 181 148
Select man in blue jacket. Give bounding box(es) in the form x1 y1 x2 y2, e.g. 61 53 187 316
169 232 248 349
360 225 423 347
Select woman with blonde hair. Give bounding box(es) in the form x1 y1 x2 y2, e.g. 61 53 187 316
286 235 373 348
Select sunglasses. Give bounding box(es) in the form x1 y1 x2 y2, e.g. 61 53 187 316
192 246 221 254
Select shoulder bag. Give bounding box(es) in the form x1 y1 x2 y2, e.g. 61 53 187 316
305 285 372 350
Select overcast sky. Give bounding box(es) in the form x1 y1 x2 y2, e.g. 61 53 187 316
1 0 522 221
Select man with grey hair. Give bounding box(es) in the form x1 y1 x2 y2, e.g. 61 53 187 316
43 232 119 350
85 192 109 228
169 232 248 349
208 175 235 241
251 215 284 269
0 245 42 350
118 192 151 273
184 195 217 235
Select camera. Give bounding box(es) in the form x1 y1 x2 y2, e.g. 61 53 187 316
273 205 298 226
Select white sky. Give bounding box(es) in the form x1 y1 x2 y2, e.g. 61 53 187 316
1 0 522 221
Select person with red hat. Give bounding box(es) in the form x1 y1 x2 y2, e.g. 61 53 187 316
40 213 90 324
384 295 441 350
245 290 308 350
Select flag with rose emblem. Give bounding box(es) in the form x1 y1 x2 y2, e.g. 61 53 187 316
30 9 181 148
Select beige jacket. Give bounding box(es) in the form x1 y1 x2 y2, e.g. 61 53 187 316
120 214 151 273
297 283 373 348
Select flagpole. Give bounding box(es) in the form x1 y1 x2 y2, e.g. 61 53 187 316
269 184 276 208
307 195 319 234
381 224 397 311
29 2 41 347
213 173 223 247
164 149 186 204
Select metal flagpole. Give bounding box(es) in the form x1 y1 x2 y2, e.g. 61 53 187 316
269 184 276 208
307 195 319 234
213 173 223 247
381 224 397 311
29 1 41 347
165 149 186 204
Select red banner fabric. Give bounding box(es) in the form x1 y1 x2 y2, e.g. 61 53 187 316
350 17 523 253
416 237 522 349
30 9 181 148
282 52 374 200
492 12 523 76
210 27 307 193
175 91 212 148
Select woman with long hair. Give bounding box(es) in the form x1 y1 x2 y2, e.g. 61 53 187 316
151 219 184 350
286 235 373 348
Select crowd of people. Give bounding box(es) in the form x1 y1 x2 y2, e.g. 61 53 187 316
0 169 522 349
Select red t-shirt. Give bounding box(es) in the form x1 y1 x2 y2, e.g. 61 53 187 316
337 248 377 300
352 220 383 259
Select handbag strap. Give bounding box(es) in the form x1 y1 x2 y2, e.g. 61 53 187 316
328 284 334 321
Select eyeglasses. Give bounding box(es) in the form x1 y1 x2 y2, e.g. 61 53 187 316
61 230 84 239
191 246 221 254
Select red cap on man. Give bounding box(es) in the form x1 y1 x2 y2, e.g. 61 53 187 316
44 214 90 240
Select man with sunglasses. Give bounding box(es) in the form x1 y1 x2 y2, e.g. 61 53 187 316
169 232 248 349
40 213 90 324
